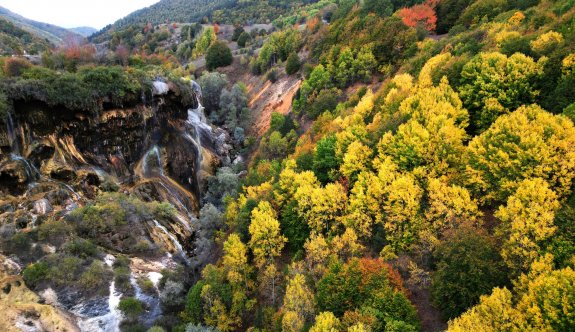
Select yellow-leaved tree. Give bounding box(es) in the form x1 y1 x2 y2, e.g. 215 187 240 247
425 178 482 234
449 256 575 331
378 78 468 178
495 178 560 276
466 104 575 204
222 233 251 289
281 273 315 331
296 182 347 235
249 201 287 268
310 311 341 332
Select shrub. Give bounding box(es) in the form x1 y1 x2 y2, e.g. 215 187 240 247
119 297 144 320
286 53 301 75
64 238 98 258
206 41 233 71
3 57 31 77
23 262 49 288
237 32 251 48
78 261 109 290
266 67 279 83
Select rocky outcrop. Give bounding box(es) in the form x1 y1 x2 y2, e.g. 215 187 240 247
0 255 79 332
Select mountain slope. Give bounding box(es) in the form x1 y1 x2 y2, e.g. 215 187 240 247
0 6 82 45
69 26 97 37
0 17 50 55
91 0 308 41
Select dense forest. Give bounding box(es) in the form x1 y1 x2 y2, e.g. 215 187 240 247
1 0 575 331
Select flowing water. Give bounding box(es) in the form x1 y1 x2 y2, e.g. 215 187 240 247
141 145 164 177
151 219 190 265
6 112 19 154
130 273 161 327
76 255 123 332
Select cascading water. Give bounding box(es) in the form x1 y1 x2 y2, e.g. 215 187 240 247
130 273 161 327
6 112 19 154
141 145 164 177
151 219 190 265
10 154 40 181
184 81 213 187
76 255 122 332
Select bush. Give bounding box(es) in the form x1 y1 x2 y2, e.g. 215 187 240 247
237 32 251 48
3 57 31 77
78 261 109 290
286 53 301 75
266 67 279 83
64 238 98 258
206 41 233 71
37 219 73 245
23 262 49 288
119 297 144 320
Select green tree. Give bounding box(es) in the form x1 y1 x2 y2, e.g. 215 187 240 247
313 135 338 184
197 71 228 111
237 32 250 48
206 41 233 71
219 83 248 128
431 227 508 319
286 52 301 75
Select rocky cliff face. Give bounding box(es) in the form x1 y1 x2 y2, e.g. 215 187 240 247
0 80 235 330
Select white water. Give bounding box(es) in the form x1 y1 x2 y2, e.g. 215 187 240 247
185 96 212 189
147 272 162 288
152 219 189 265
130 273 162 326
152 81 170 95
33 199 51 215
10 154 40 181
142 146 164 177
77 283 122 332
6 112 19 153
76 255 123 332
10 154 81 202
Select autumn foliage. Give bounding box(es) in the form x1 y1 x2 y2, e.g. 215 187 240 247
398 0 438 32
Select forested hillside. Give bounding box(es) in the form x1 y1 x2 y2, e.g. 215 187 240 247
0 17 50 55
93 0 321 42
0 6 83 45
1 0 575 331
180 0 575 330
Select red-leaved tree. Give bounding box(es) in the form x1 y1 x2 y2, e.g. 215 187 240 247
398 0 438 32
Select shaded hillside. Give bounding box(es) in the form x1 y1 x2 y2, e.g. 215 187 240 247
0 6 82 45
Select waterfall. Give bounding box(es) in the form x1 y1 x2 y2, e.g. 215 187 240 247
76 255 123 332
151 219 190 265
6 112 19 154
130 273 161 327
152 81 170 96
10 154 40 181
184 84 212 188
141 146 164 177
7 114 80 202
